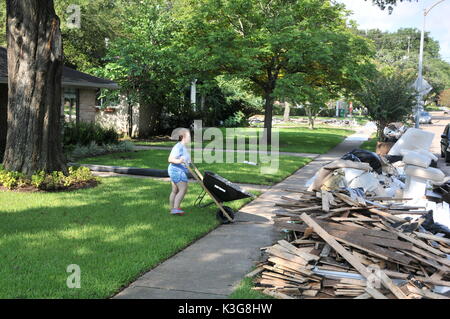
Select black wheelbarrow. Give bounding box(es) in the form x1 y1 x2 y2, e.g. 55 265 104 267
188 163 255 224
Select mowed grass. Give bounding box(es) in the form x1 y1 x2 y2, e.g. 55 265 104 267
134 127 354 154
360 134 377 152
0 178 254 299
80 149 312 186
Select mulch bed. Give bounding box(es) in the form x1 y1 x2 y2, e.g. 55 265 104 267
0 179 99 193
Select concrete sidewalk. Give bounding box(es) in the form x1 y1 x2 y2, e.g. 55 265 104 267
114 125 375 299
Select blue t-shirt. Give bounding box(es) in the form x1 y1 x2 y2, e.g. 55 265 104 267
169 143 191 171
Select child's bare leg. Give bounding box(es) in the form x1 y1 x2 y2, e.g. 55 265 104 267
170 182 179 210
174 182 188 210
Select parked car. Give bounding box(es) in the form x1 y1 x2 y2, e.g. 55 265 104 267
419 111 432 124
441 124 450 162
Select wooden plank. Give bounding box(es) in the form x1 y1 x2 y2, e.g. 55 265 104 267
368 208 406 223
266 246 309 266
245 267 264 278
407 286 450 300
414 232 450 245
278 240 320 262
327 231 413 265
317 220 398 240
300 213 408 299
365 287 389 299
381 221 447 257
322 190 330 213
411 246 450 268
340 278 367 286
354 293 372 299
268 257 313 276
331 217 379 222
335 192 363 207
262 289 296 299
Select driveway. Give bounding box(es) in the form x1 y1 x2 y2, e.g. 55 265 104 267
421 111 450 177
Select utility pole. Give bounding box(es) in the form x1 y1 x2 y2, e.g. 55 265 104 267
415 0 446 129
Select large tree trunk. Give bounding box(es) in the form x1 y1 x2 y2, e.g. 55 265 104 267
0 84 7 162
138 101 163 138
4 0 66 175
306 107 316 130
283 102 290 123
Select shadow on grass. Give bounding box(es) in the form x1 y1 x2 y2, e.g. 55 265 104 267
0 177 253 299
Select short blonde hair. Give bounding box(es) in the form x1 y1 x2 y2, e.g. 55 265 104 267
170 128 190 141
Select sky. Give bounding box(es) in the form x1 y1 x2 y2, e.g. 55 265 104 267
336 0 450 62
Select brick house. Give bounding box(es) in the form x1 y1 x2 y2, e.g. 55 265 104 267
0 46 119 158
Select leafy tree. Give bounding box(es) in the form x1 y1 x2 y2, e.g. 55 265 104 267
358 28 450 104
176 0 374 143
98 1 188 138
354 69 417 139
0 0 139 70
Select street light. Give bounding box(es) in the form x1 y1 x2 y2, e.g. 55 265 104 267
415 0 446 129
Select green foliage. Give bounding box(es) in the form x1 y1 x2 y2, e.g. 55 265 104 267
354 71 416 139
63 122 119 147
0 165 97 191
358 28 450 102
177 0 375 130
223 111 248 128
68 141 135 161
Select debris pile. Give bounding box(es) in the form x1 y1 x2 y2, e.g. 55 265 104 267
248 126 450 299
249 189 450 299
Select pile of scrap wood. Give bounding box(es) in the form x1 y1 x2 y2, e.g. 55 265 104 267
248 189 450 299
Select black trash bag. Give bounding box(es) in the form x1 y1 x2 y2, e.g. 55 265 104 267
422 211 450 238
430 160 438 168
341 153 361 163
384 155 403 164
341 149 383 174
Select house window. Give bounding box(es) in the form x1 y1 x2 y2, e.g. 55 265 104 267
63 88 79 123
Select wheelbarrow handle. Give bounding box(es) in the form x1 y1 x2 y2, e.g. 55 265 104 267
189 162 204 181
187 163 234 223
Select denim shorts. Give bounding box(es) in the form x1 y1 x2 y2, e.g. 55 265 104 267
168 165 188 184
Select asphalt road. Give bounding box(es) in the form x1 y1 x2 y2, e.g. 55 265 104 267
421 111 450 177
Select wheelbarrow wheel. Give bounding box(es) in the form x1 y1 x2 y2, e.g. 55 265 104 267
216 206 235 224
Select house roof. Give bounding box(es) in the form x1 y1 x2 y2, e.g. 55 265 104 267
0 47 119 90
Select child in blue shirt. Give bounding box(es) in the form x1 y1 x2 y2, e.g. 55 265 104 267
168 129 191 216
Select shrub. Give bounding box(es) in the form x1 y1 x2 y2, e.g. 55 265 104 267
63 122 119 147
0 165 98 191
354 71 416 140
223 111 248 128
68 141 135 161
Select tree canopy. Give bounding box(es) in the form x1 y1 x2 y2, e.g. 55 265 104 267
357 28 450 103
173 0 374 139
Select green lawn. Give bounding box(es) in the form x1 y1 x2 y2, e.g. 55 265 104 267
0 177 254 299
80 149 312 186
134 127 354 154
360 134 377 152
